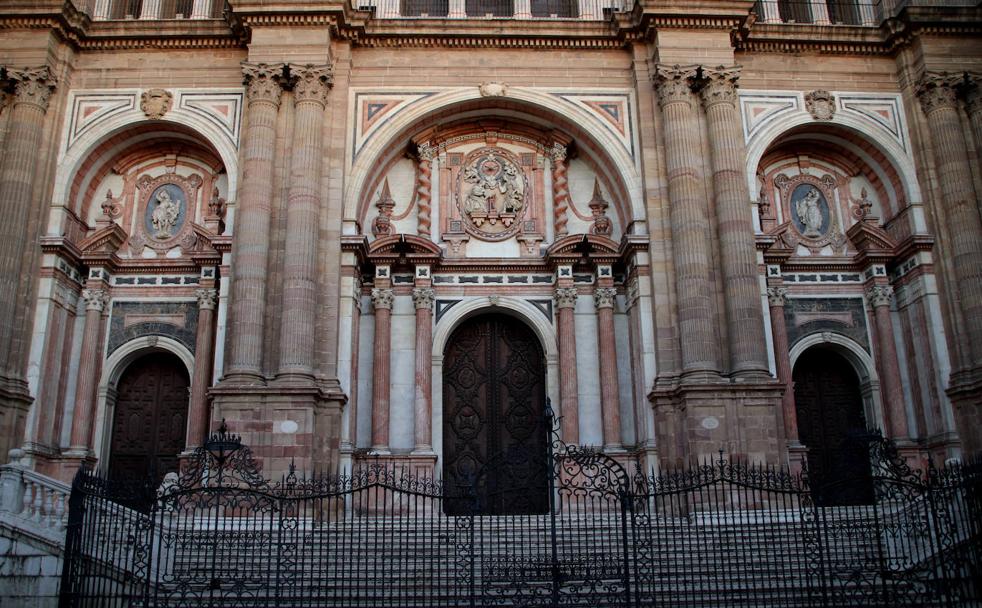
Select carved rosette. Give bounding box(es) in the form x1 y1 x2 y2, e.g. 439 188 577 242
242 62 285 107
866 285 894 308
8 66 56 112
371 288 394 311
457 147 529 241
412 287 435 310
653 64 699 108
698 66 740 109
766 287 789 307
804 90 836 121
82 289 109 312
554 286 578 309
916 72 961 115
195 288 218 310
594 287 617 310
290 64 332 107
140 89 173 120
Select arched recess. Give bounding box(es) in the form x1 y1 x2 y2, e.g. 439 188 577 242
345 87 645 227
91 335 194 468
431 296 559 467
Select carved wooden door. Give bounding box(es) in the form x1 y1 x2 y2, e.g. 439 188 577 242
109 353 190 485
793 348 873 505
443 314 548 515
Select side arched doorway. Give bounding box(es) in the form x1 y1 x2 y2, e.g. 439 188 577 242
108 352 190 484
792 346 873 505
442 313 548 515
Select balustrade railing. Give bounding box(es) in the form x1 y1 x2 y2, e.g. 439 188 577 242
0 464 71 534
754 0 882 25
358 0 628 19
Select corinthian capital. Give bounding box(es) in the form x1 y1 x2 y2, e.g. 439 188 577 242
195 288 218 310
594 287 617 310
966 72 982 116
765 286 789 307
412 287 435 310
549 142 568 165
8 66 57 112
554 286 578 309
697 65 741 109
866 285 894 307
652 64 699 108
242 62 286 107
82 288 109 312
371 288 394 311
916 72 961 115
289 64 333 107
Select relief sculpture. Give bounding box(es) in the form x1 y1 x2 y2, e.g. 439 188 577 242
458 148 529 241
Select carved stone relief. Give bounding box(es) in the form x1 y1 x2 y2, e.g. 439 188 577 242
774 172 846 254
456 147 529 241
140 89 173 120
783 297 869 353
108 301 199 355
804 90 836 121
134 173 201 251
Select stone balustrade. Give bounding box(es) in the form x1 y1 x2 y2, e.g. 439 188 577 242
755 0 881 26
0 464 70 534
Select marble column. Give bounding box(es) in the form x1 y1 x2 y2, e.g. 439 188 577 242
965 74 982 168
187 288 218 449
550 143 571 237
554 284 579 443
226 62 284 381
0 67 55 379
653 64 721 379
766 286 798 443
278 64 332 381
66 288 109 456
699 66 769 379
370 286 394 451
412 285 435 453
416 144 436 237
917 72 982 369
594 286 623 450
867 285 909 440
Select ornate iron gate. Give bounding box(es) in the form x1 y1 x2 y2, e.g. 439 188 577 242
60 414 982 607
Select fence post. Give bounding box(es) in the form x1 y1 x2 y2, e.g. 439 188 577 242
620 488 633 607
57 472 86 608
544 403 560 608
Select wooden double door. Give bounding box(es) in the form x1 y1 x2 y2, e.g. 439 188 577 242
442 314 548 515
108 352 190 485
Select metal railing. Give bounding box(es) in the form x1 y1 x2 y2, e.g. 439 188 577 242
89 0 224 20
754 0 883 25
359 0 629 20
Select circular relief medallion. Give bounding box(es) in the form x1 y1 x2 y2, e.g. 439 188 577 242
457 147 529 241
145 183 188 242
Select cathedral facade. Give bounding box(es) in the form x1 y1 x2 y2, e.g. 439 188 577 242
0 0 980 490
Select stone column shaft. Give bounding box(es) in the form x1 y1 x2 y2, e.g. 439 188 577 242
766 287 798 443
699 67 769 378
594 286 622 449
187 288 217 449
550 144 571 237
226 63 284 380
868 286 909 439
416 144 435 237
278 64 332 380
554 285 579 443
654 64 721 378
965 77 982 176
412 286 434 452
67 288 108 454
917 73 982 369
371 287 394 450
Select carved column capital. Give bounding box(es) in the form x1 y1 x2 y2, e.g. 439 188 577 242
195 288 218 310
594 287 617 309
8 66 56 112
81 288 109 312
371 287 394 311
916 72 961 115
289 63 332 107
242 62 286 107
549 142 568 165
412 287 435 310
417 142 438 162
866 285 894 307
965 72 982 116
766 286 789 307
554 286 578 309
652 64 699 108
697 65 741 109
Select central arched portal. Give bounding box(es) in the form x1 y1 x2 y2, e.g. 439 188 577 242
442 313 548 515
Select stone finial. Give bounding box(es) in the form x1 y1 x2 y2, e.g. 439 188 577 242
82 288 109 312
652 64 699 108
554 286 578 309
241 62 286 106
372 179 396 237
100 189 121 220
195 288 218 310
855 187 874 220
587 179 612 236
698 65 741 108
290 64 333 106
140 89 173 120
916 72 961 115
8 66 57 112
804 90 836 120
371 288 394 311
412 287 435 310
766 286 789 307
866 284 894 307
208 187 227 219
594 287 617 309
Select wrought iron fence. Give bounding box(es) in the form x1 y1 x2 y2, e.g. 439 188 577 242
60 415 982 607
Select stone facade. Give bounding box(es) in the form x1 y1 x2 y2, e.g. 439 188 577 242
0 1 979 511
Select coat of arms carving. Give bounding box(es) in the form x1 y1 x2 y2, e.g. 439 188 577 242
140 89 173 120
456 148 529 241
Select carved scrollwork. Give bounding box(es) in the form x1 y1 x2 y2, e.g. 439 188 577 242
140 89 173 120
242 62 286 107
916 72 961 115
371 287 394 310
82 288 109 312
698 65 741 109
290 63 332 107
195 288 218 310
866 284 894 308
8 66 56 112
766 286 789 307
652 64 699 108
554 286 578 309
412 287 435 310
804 90 836 121
594 287 617 310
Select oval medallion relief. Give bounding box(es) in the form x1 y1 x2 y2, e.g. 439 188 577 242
456 147 529 241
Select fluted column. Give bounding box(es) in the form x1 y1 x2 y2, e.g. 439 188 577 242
965 74 982 166
416 144 435 237
412 285 435 453
653 64 721 379
370 286 394 451
917 73 982 369
278 64 332 381
187 288 218 449
226 62 284 381
66 288 109 455
594 285 623 450
0 67 56 378
554 283 579 443
550 143 571 237
766 286 798 443
699 66 769 379
867 285 909 440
